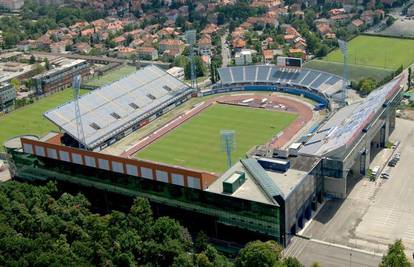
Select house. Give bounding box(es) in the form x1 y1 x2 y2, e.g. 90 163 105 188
250 0 282 8
198 35 213 56
329 8 346 16
348 19 365 31
74 42 92 54
262 49 274 64
16 40 32 52
235 50 253 65
159 39 185 54
117 47 136 58
50 41 69 54
330 13 354 25
201 24 219 35
232 38 246 52
113 36 126 45
136 47 158 60
361 10 374 26
284 34 296 44
81 28 95 37
288 48 306 60
316 23 335 39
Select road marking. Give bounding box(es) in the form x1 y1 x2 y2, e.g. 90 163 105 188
310 239 384 257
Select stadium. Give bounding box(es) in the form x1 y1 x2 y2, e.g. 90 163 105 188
4 64 404 248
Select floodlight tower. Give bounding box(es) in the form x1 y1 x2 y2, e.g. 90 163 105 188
338 39 349 106
73 75 86 149
185 30 197 90
220 130 236 169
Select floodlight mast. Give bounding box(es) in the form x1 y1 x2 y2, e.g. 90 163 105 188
185 30 198 91
220 130 236 169
338 39 348 106
73 75 86 149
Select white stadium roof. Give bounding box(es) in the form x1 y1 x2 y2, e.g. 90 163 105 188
217 65 344 96
44 65 192 150
299 76 403 158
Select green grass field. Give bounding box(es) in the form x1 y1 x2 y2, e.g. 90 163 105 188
304 60 394 83
0 89 87 151
136 104 297 173
323 35 414 69
85 65 136 87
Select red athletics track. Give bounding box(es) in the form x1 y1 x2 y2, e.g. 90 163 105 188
121 94 313 158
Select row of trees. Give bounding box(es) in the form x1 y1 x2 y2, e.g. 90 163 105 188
0 181 308 267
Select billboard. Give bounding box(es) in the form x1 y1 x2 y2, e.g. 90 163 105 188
276 56 302 68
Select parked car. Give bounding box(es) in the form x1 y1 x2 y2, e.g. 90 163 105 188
381 173 390 179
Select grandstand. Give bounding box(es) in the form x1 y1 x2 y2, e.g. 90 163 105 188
217 65 344 104
44 65 194 151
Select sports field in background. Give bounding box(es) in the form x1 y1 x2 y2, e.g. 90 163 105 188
323 35 414 69
304 60 394 83
85 65 136 87
0 89 87 151
136 104 297 173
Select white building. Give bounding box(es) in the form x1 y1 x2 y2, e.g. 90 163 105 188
167 66 185 81
235 50 253 66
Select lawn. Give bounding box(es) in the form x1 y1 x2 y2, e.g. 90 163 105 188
0 88 87 151
85 65 136 87
135 104 297 173
323 35 414 69
304 60 394 83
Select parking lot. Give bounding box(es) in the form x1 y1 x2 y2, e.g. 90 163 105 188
287 118 414 265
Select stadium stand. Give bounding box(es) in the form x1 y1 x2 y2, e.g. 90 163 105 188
216 65 344 103
44 65 194 150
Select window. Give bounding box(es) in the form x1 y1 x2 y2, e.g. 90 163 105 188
146 94 156 100
172 173 184 186
89 122 101 130
84 156 96 167
156 170 168 183
98 159 109 170
110 112 121 119
34 145 45 157
112 161 124 173
129 102 139 109
72 153 83 164
141 167 153 179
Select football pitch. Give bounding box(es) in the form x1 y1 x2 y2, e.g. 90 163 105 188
136 104 298 173
323 35 414 69
0 89 87 151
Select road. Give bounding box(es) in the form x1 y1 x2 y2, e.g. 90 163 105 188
221 32 230 67
285 237 381 267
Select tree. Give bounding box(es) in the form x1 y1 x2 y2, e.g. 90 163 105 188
408 67 412 88
380 239 410 267
235 240 283 267
44 57 50 70
29 54 36 64
358 77 377 95
195 231 209 253
310 263 321 267
10 78 21 92
283 257 304 267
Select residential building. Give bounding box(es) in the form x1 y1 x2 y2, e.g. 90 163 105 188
0 0 24 10
159 39 185 54
136 47 158 60
50 41 68 54
235 50 253 65
0 82 16 112
117 47 136 58
198 35 213 56
263 49 274 64
74 42 92 54
32 59 90 95
348 19 365 31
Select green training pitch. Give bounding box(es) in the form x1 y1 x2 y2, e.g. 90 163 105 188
136 104 298 173
304 60 394 83
0 88 87 151
85 65 136 87
323 35 414 70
